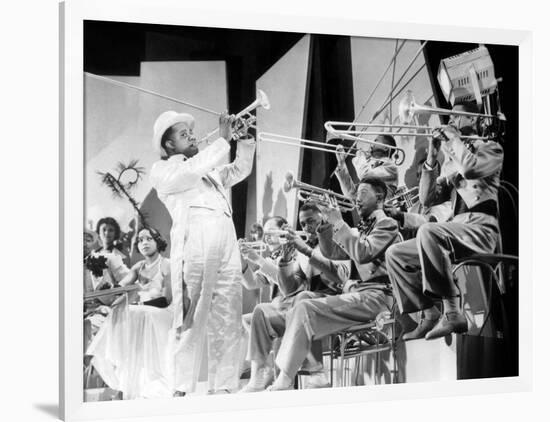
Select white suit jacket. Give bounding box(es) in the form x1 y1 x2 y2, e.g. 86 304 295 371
150 137 256 238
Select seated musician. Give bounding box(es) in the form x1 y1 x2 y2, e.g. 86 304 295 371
239 203 351 392
384 158 453 239
385 102 504 340
268 176 399 391
334 134 399 199
240 216 288 301
86 226 173 399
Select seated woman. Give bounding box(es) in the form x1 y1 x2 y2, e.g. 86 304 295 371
86 226 173 400
86 217 131 292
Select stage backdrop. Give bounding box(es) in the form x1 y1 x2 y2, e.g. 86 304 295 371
253 34 311 230
84 61 227 260
350 37 440 187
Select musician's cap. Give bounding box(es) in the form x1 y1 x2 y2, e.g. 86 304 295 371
152 111 195 158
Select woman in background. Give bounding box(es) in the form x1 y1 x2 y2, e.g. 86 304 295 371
86 217 130 291
86 226 173 400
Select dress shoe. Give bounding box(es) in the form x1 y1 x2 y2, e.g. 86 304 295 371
425 311 468 340
304 371 331 389
402 318 439 340
238 367 273 393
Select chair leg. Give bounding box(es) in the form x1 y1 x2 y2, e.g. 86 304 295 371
339 334 346 387
329 335 334 387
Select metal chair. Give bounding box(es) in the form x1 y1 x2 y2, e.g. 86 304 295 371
329 309 398 387
452 181 518 339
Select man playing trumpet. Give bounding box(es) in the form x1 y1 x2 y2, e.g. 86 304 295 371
269 176 399 390
150 110 256 395
239 203 351 392
385 102 504 340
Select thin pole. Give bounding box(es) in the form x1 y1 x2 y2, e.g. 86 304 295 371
84 72 220 116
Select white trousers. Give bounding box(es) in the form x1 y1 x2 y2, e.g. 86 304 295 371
170 209 243 393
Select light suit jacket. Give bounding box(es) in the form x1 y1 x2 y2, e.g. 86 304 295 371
278 245 351 296
401 200 453 233
335 156 398 199
318 209 399 291
419 137 503 211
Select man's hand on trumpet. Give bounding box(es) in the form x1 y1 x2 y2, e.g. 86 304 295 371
318 195 344 226
219 111 236 142
282 226 312 257
238 239 262 264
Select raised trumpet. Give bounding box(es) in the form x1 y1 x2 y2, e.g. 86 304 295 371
238 240 268 252
200 89 271 143
384 186 419 211
283 172 356 212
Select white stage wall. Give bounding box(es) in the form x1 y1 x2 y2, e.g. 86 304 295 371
84 61 227 236
254 34 311 229
351 37 439 185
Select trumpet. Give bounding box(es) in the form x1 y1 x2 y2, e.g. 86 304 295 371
324 122 407 165
283 172 356 212
384 186 419 211
200 89 271 143
238 240 268 252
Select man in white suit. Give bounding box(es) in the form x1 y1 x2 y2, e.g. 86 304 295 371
150 111 256 395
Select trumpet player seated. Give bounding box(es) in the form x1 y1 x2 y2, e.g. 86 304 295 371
385 102 504 341
240 216 288 316
334 135 399 199
240 203 351 393
150 110 256 396
269 176 399 391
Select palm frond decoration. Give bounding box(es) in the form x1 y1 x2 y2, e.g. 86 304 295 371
97 160 148 226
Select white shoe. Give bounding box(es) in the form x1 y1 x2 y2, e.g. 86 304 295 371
238 367 273 393
304 371 331 389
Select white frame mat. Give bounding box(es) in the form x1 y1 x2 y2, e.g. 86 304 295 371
60 0 533 420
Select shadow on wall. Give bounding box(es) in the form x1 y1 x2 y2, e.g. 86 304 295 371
262 171 274 222
261 171 288 224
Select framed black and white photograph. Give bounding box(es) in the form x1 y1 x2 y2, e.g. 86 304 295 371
60 0 532 420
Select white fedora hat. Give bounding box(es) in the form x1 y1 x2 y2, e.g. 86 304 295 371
152 111 195 158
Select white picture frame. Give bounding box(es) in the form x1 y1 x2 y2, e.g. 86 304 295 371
60 0 533 420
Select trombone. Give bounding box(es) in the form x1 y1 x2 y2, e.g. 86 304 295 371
324 122 407 165
384 186 419 211
258 132 367 159
397 90 506 140
283 172 356 212
200 89 271 143
398 90 505 124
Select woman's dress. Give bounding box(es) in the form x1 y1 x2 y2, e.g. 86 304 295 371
86 256 173 399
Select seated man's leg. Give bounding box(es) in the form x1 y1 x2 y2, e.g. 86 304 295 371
416 219 499 339
240 303 286 392
272 290 391 390
386 240 441 340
